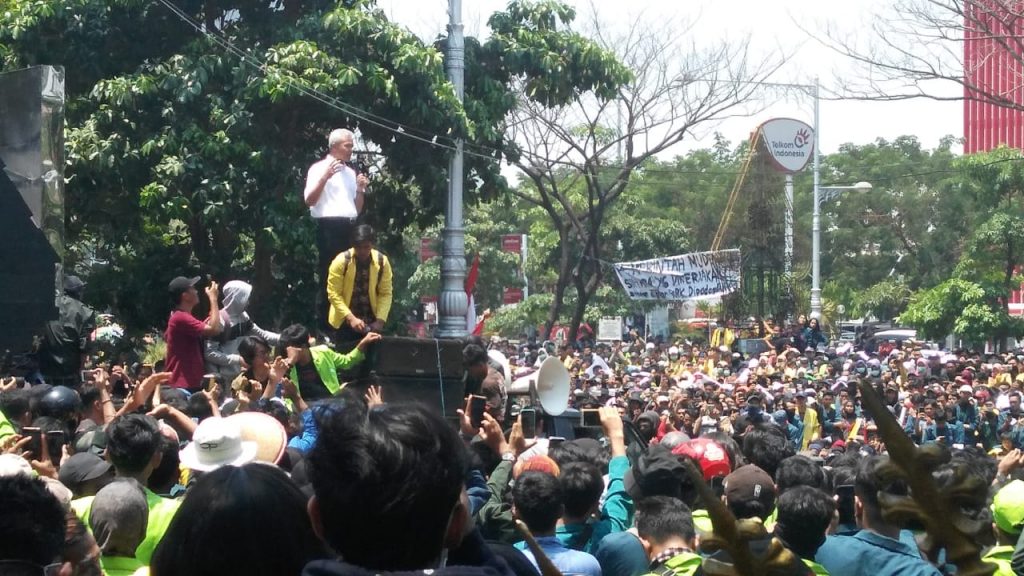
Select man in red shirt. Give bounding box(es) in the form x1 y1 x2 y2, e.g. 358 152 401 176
164 276 222 391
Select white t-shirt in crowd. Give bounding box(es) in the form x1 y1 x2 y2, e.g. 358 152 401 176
304 157 359 218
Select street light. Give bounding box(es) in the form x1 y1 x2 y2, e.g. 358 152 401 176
810 180 873 319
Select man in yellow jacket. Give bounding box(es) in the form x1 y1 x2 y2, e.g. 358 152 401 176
327 224 393 345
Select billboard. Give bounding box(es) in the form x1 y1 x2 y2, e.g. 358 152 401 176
759 118 814 173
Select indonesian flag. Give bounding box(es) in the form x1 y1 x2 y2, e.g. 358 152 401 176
466 254 480 334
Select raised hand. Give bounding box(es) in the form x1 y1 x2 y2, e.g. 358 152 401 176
205 280 220 302
365 385 384 408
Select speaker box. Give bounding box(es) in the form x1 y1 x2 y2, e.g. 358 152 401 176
356 374 464 419
0 164 57 354
372 336 463 379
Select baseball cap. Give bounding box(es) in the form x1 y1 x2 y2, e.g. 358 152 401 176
724 464 776 513
179 417 258 472
673 438 731 481
993 480 1024 535
168 275 200 298
58 453 113 488
624 444 688 500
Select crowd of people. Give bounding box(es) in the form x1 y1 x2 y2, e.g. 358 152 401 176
5 300 1024 576
6 130 1024 575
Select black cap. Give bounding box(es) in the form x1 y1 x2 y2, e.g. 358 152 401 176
624 444 688 500
168 275 200 293
168 276 200 302
58 452 112 487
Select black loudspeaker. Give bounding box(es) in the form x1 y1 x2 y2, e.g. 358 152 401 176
370 374 464 419
373 336 463 379
340 337 467 419
0 161 57 354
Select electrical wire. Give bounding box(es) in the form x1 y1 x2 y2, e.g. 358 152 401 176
152 0 1024 194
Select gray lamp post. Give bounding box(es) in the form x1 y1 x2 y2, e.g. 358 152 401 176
810 180 873 319
437 0 468 338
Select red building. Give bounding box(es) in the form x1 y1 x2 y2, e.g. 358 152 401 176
964 2 1024 315
963 1 1024 154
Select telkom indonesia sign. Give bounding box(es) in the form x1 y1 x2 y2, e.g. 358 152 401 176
759 118 814 174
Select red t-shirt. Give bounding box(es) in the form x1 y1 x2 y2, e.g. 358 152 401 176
164 310 208 390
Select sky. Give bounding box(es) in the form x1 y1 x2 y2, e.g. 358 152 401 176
380 0 964 158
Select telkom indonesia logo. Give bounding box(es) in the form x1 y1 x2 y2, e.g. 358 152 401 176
793 128 811 148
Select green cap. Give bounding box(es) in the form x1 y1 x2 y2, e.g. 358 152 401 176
993 480 1024 534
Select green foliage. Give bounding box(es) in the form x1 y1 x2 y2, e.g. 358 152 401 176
853 278 912 321
900 278 1023 343
0 0 629 333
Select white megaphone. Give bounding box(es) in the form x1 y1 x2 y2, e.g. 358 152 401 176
535 356 570 416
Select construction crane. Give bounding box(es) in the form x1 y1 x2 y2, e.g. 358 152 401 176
710 128 762 252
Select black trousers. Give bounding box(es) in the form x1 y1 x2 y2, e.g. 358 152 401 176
315 216 356 333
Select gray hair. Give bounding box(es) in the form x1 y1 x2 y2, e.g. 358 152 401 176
328 128 354 149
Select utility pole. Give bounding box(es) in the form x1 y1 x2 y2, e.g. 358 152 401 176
437 0 468 337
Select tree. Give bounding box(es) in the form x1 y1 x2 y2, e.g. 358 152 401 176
507 9 782 341
852 278 912 321
811 0 1024 110
0 0 629 333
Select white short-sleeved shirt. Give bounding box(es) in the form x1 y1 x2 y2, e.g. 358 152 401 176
304 157 359 218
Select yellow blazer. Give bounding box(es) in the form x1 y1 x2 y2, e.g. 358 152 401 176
327 248 393 328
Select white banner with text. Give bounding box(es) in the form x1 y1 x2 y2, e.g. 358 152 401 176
613 250 741 301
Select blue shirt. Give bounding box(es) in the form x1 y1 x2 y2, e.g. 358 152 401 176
555 455 633 553
594 530 648 576
922 422 964 445
815 530 942 576
521 535 602 576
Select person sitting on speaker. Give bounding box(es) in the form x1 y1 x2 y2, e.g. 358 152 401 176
327 224 393 349
277 324 380 402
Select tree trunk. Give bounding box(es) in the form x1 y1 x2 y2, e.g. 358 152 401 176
252 229 275 329
567 239 604 344
544 228 572 340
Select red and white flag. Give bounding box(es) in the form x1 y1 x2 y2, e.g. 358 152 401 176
465 254 480 334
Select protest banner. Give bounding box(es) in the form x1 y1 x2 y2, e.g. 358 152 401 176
613 249 741 301
597 317 622 341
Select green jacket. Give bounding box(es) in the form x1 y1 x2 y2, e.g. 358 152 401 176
642 551 701 576
288 345 365 397
554 455 634 553
0 410 16 443
804 558 830 575
72 486 180 565
476 460 517 544
983 545 1015 576
101 555 145 576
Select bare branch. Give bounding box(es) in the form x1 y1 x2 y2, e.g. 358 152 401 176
803 0 1024 110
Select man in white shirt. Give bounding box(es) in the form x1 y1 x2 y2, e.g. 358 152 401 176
304 128 368 334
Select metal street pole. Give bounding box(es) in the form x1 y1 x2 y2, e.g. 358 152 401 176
437 0 467 338
810 78 823 319
812 176 874 320
784 173 794 278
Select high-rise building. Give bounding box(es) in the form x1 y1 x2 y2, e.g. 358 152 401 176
963 0 1024 153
